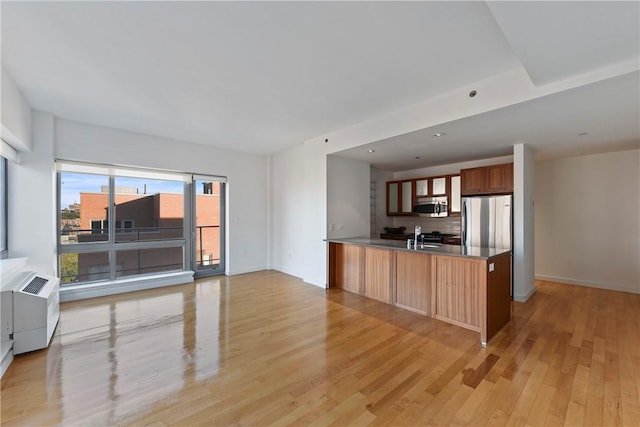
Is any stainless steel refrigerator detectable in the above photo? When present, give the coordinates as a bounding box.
[461,195,512,249]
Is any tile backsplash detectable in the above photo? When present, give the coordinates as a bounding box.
[389,216,461,235]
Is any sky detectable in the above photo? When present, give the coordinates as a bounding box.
[60,172,185,209]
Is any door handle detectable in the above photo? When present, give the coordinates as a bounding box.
[461,200,467,245]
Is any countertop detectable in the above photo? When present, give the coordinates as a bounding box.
[326,237,510,260]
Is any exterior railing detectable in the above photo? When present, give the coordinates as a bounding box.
[59,225,220,283]
[196,225,221,267]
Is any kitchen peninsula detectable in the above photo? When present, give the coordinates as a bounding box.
[327,237,511,346]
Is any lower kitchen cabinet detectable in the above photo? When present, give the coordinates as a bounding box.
[432,255,484,331]
[364,247,393,303]
[328,243,363,294]
[395,251,431,315]
[328,241,512,346]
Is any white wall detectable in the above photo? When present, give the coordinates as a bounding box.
[1,67,32,151]
[272,68,538,289]
[302,141,329,287]
[9,116,269,278]
[535,149,640,294]
[392,155,514,181]
[55,118,269,276]
[8,112,56,274]
[513,144,535,302]
[371,167,394,233]
[271,144,305,278]
[272,64,629,291]
[327,156,370,239]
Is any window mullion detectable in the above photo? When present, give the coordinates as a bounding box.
[109,176,116,280]
[184,181,192,272]
[57,160,196,285]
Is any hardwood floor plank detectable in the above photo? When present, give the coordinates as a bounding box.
[524,383,555,426]
[585,359,606,426]
[503,372,550,423]
[1,273,639,426]
[452,379,495,425]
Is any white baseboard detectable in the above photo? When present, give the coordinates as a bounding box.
[271,265,303,280]
[513,286,536,303]
[304,275,327,289]
[226,265,268,276]
[535,274,640,294]
[1,341,14,379]
[60,271,195,302]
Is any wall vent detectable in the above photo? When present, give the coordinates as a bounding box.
[22,277,49,295]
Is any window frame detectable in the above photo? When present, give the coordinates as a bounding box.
[57,163,189,285]
[1,156,8,259]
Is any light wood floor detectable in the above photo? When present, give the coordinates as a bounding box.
[1,270,639,426]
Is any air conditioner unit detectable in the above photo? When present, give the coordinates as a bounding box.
[12,272,60,354]
[1,258,60,377]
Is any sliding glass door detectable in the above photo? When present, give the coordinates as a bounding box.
[192,177,224,277]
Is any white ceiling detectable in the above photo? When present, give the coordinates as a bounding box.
[337,71,640,171]
[487,1,640,85]
[2,1,639,169]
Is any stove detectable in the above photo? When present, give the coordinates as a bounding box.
[380,230,456,243]
[380,227,408,240]
[379,232,410,241]
[421,231,455,243]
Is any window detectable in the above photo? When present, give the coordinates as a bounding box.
[60,171,109,244]
[0,156,7,259]
[57,161,190,285]
[114,176,183,242]
[91,219,134,234]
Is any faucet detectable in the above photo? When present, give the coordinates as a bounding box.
[414,225,421,249]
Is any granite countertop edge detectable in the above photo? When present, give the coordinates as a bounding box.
[325,237,511,260]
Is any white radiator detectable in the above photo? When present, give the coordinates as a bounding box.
[1,258,60,377]
[12,271,60,354]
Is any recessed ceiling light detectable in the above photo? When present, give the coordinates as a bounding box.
[415,156,421,159]
[433,132,445,137]
[578,132,589,136]
[367,149,375,153]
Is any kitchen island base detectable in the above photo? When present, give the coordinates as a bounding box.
[328,240,511,346]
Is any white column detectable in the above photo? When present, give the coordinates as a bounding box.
[302,140,328,288]
[8,111,57,275]
[513,143,535,302]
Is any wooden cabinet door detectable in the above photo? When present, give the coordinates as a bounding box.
[330,243,363,294]
[485,163,513,193]
[400,181,413,214]
[387,180,414,216]
[415,179,429,197]
[396,251,431,315]
[433,255,485,329]
[364,247,393,303]
[460,167,485,195]
[431,176,446,195]
[449,175,461,214]
[387,182,399,214]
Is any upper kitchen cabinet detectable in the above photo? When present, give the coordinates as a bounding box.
[432,177,446,195]
[415,176,446,197]
[485,163,513,194]
[460,163,513,196]
[388,175,460,217]
[449,175,461,215]
[387,180,413,216]
[415,179,429,197]
[460,167,485,195]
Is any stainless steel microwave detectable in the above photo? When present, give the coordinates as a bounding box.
[414,196,448,217]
